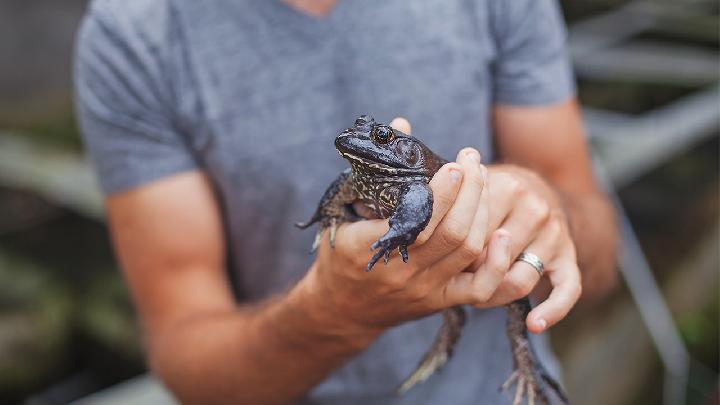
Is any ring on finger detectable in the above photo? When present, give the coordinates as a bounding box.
[515,252,544,276]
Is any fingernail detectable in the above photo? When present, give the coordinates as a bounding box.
[464,148,481,163]
[536,318,547,330]
[496,229,510,245]
[450,168,462,183]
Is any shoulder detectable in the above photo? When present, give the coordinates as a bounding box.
[86,0,171,26]
[75,0,185,92]
[75,0,183,135]
[82,0,174,43]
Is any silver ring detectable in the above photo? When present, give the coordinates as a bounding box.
[516,252,544,276]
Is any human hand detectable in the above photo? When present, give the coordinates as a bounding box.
[458,164,582,334]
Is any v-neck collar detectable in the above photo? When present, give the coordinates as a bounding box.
[253,0,350,39]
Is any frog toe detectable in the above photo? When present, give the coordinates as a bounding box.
[328,218,339,248]
[310,229,324,253]
[383,249,392,265]
[368,231,414,271]
[399,245,409,263]
[368,238,394,271]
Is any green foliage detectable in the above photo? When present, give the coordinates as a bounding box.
[0,250,73,394]
[678,286,719,371]
[0,101,82,151]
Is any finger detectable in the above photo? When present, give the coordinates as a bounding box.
[485,170,517,232]
[479,226,559,307]
[390,117,412,134]
[415,148,485,264]
[332,217,389,256]
[497,192,550,263]
[415,163,464,244]
[423,168,490,282]
[526,259,582,333]
[442,229,512,306]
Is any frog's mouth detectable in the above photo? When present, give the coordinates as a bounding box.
[339,151,425,176]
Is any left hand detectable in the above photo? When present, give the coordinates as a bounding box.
[448,164,582,334]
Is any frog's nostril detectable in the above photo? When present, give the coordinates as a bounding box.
[354,114,375,133]
[335,132,352,150]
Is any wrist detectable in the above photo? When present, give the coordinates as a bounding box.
[283,264,383,352]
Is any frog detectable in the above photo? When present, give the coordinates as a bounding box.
[297,115,568,405]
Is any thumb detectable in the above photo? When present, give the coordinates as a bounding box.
[390,117,412,135]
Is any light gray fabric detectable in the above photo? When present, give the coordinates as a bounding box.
[74,1,575,403]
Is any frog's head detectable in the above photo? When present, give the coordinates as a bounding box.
[335,115,442,177]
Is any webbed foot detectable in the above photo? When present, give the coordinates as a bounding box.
[368,229,412,271]
[297,169,358,252]
[397,306,466,394]
[501,368,548,405]
[503,298,569,405]
[305,218,340,253]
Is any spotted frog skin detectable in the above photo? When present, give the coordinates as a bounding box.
[298,115,568,405]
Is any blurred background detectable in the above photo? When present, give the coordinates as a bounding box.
[0,0,717,404]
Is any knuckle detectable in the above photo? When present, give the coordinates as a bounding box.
[439,218,468,247]
[507,177,524,197]
[408,283,432,302]
[527,196,551,222]
[471,285,491,303]
[466,170,485,189]
[351,253,369,269]
[573,282,583,300]
[435,193,455,210]
[382,274,406,293]
[406,261,422,275]
[545,218,563,239]
[540,220,565,243]
[460,240,484,260]
[489,260,509,278]
[494,172,514,186]
[509,277,534,297]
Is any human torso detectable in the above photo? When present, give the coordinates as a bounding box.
[163,1,558,402]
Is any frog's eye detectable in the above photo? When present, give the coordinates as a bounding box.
[371,125,395,144]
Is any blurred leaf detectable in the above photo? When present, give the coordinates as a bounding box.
[0,249,73,393]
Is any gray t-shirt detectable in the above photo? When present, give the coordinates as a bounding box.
[75,0,575,403]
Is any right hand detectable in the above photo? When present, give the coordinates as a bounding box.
[299,121,514,334]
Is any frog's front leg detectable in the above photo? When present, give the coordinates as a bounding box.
[296,169,359,251]
[367,182,432,271]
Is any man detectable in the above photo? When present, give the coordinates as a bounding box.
[75,0,618,403]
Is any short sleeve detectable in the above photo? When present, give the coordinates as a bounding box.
[74,1,198,195]
[489,0,576,106]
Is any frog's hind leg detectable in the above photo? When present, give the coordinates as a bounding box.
[502,297,569,405]
[397,306,466,394]
[296,169,358,252]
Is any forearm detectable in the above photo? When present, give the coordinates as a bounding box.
[149,265,380,405]
[559,189,619,299]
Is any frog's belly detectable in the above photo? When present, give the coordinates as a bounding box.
[356,183,402,219]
